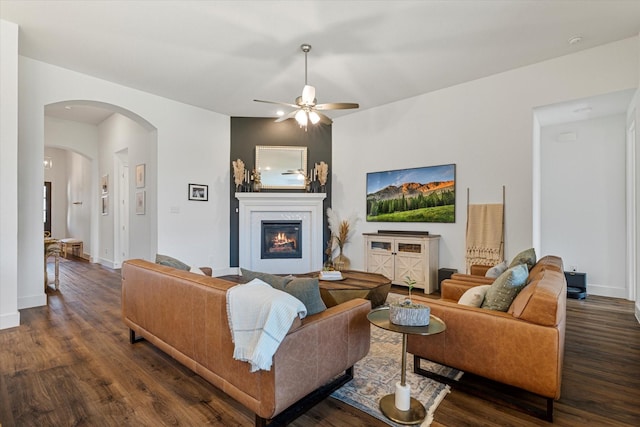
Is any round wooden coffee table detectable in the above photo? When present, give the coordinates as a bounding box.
[302,270,392,308]
[367,306,446,425]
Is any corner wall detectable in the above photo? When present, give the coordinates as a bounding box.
[541,115,627,297]
[0,20,20,329]
[333,37,639,283]
[16,56,230,310]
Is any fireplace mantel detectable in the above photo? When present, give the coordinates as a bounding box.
[236,193,326,274]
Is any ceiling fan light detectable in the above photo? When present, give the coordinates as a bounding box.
[295,110,308,126]
[308,111,320,124]
[301,85,315,104]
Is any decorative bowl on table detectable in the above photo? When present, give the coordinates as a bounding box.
[389,300,431,326]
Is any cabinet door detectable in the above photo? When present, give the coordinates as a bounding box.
[394,241,425,289]
[366,238,394,280]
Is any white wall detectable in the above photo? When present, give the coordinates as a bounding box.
[14,55,230,312]
[67,150,92,256]
[45,115,99,260]
[44,147,69,239]
[0,20,20,329]
[97,113,154,266]
[540,116,626,297]
[333,37,638,288]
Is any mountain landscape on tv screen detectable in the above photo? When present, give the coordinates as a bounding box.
[367,180,455,223]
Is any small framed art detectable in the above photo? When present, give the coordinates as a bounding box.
[136,191,145,214]
[136,164,145,188]
[188,183,208,201]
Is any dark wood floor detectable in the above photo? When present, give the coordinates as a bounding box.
[1,259,639,426]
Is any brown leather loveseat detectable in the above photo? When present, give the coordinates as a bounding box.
[407,255,567,420]
[121,259,371,426]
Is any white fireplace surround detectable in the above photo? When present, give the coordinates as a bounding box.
[236,193,326,274]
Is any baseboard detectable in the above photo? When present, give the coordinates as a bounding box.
[584,284,628,299]
[0,311,20,330]
[18,293,47,310]
[98,258,116,269]
[635,301,640,324]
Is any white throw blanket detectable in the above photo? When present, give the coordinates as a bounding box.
[226,279,307,372]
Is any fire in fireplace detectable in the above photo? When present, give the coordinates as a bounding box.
[261,220,302,259]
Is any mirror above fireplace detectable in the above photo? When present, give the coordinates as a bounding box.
[256,145,307,190]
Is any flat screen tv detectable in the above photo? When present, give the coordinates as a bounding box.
[366,164,456,223]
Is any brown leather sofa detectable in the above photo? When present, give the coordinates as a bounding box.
[121,259,371,426]
[407,255,566,420]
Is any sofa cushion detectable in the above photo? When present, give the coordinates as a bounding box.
[485,261,508,278]
[240,269,326,315]
[156,254,190,271]
[481,264,529,311]
[240,268,291,290]
[458,284,491,307]
[509,248,536,270]
[282,278,327,315]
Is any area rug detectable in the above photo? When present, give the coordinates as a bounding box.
[331,295,463,426]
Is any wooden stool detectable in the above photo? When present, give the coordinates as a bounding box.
[59,238,83,259]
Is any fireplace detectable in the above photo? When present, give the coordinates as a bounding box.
[261,221,302,259]
[236,193,326,274]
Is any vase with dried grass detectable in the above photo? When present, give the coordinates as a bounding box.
[327,208,358,271]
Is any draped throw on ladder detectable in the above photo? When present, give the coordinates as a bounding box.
[466,203,504,271]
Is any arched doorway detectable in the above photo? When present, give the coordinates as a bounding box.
[44,100,157,268]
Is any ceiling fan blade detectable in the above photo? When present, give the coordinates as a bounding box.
[254,99,299,109]
[274,109,298,123]
[316,111,333,125]
[315,102,360,110]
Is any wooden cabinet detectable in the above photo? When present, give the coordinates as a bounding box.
[363,232,440,294]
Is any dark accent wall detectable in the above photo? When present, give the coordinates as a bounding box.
[229,117,332,268]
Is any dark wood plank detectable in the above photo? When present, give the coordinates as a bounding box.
[1,259,639,426]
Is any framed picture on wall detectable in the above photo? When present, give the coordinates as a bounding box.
[101,174,109,194]
[188,184,208,201]
[136,191,145,214]
[136,164,145,188]
[101,195,108,215]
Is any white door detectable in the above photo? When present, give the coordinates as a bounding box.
[119,165,130,264]
[114,150,129,268]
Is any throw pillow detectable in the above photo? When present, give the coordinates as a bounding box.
[156,254,190,271]
[481,264,529,312]
[485,261,508,278]
[282,277,327,315]
[240,268,291,291]
[458,285,491,307]
[508,248,536,270]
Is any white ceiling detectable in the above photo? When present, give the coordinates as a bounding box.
[2,0,640,123]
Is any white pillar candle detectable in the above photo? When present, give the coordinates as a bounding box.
[395,381,411,411]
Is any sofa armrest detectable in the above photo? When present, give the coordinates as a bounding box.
[470,264,492,276]
[266,298,372,417]
[407,296,563,399]
[450,273,494,284]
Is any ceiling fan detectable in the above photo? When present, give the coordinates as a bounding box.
[254,44,359,128]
